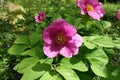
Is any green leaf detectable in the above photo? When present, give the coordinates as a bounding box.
[65,17,81,27]
[77,72,94,80]
[83,38,96,49]
[61,57,88,72]
[14,36,29,45]
[113,38,120,49]
[86,49,109,78]
[112,67,120,77]
[8,44,28,55]
[92,36,114,47]
[29,32,41,46]
[14,57,39,74]
[40,72,62,80]
[83,36,114,48]
[15,58,53,80]
[32,63,51,71]
[100,21,112,29]
[56,66,80,80]
[21,43,43,58]
[21,68,45,80]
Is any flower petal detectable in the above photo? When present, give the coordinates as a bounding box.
[43,43,59,58]
[59,46,73,58]
[70,34,83,47]
[34,16,40,22]
[87,0,98,5]
[117,10,120,20]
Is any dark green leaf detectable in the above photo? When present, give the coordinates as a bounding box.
[21,43,43,58]
[29,32,41,46]
[40,72,62,80]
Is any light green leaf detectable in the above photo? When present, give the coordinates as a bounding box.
[40,72,62,80]
[61,57,88,72]
[8,44,28,55]
[100,21,112,29]
[56,66,80,80]
[83,36,114,48]
[14,36,29,45]
[92,36,114,47]
[14,57,39,74]
[21,68,45,80]
[86,49,109,78]
[83,38,96,49]
[15,58,53,80]
[29,32,41,46]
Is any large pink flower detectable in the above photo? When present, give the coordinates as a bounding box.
[117,10,120,20]
[76,0,105,20]
[34,11,46,22]
[42,19,83,58]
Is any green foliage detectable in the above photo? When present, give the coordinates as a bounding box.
[83,36,114,49]
[60,57,88,72]
[0,0,120,80]
[86,49,108,78]
[56,66,80,80]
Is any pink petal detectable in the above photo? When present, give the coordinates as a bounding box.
[87,0,98,5]
[59,46,73,58]
[34,16,40,22]
[63,23,77,37]
[43,43,59,58]
[50,19,77,37]
[42,29,53,44]
[117,10,120,20]
[70,34,83,47]
[88,11,100,20]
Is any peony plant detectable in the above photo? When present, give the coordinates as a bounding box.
[7,0,120,80]
[76,0,105,20]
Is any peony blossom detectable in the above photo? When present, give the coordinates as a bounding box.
[117,10,120,20]
[76,0,105,20]
[42,19,83,58]
[34,11,46,22]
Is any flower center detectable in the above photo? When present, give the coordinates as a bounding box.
[86,4,94,12]
[38,15,42,20]
[55,33,67,45]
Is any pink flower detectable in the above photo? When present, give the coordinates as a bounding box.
[76,0,105,20]
[117,10,120,20]
[42,19,83,58]
[34,11,46,22]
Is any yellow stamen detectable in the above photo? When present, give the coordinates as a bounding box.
[55,33,67,45]
[38,15,42,20]
[86,4,94,12]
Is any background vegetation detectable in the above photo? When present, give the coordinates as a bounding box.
[0,0,120,80]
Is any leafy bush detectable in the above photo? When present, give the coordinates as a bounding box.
[0,0,120,80]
